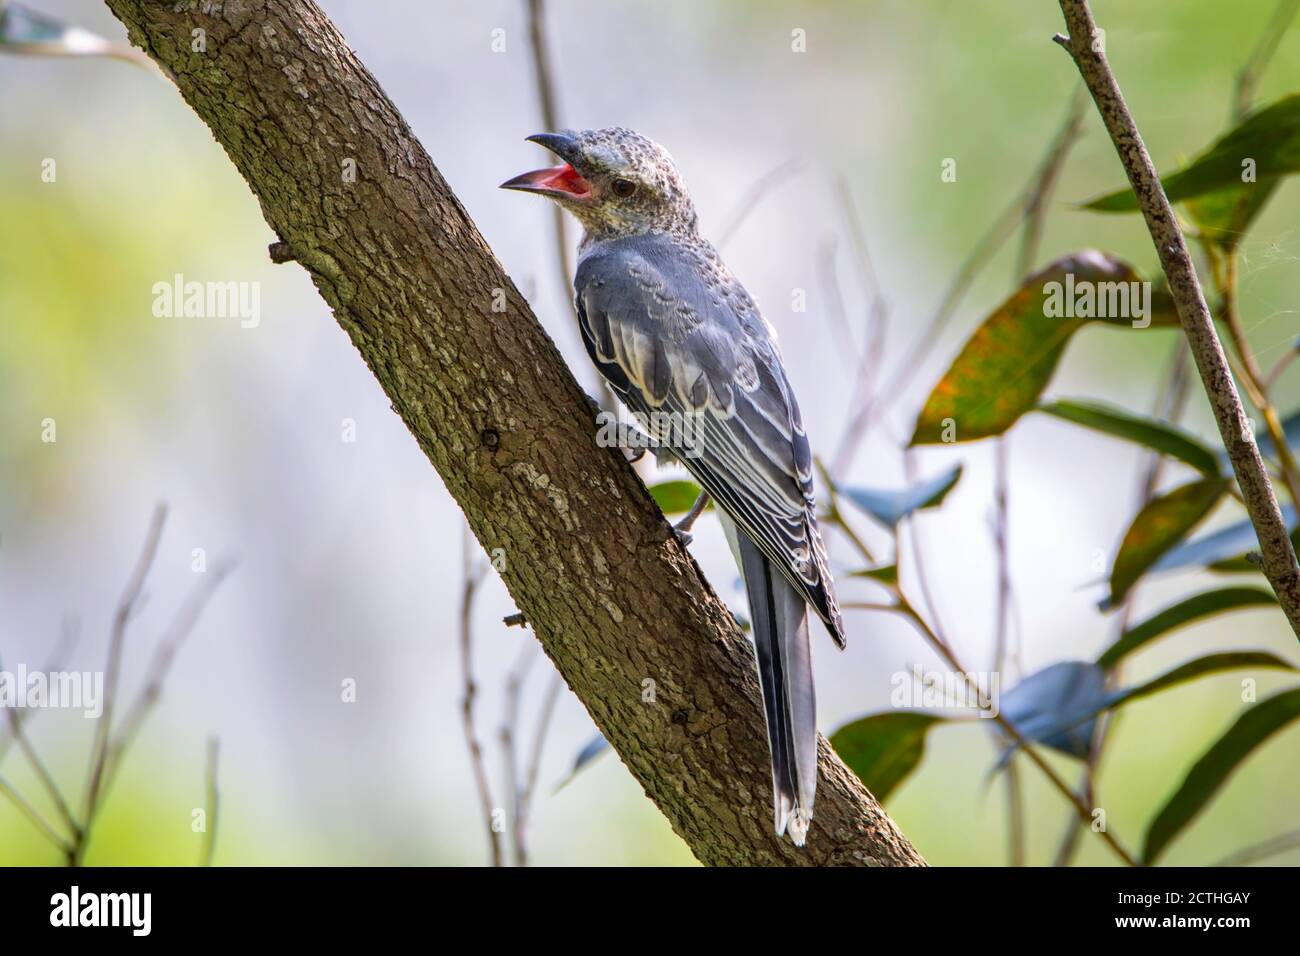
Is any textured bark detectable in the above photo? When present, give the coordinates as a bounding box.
[1055,0,1300,637]
[102,0,924,866]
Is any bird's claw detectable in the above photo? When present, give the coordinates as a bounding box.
[670,491,711,548]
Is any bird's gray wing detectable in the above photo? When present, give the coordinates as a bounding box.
[574,234,844,647]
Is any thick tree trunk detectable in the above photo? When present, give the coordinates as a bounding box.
[103,0,923,866]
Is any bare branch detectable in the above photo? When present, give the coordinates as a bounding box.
[715,159,804,250]
[0,616,78,767]
[514,671,563,866]
[458,529,503,867]
[80,503,167,835]
[200,736,219,867]
[500,639,535,866]
[99,562,235,797]
[1233,0,1300,121]
[1055,0,1300,637]
[1214,826,1300,866]
[0,774,72,853]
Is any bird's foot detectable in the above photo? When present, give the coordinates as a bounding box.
[587,392,648,462]
[671,491,711,547]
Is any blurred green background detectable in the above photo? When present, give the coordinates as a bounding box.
[1,0,1298,866]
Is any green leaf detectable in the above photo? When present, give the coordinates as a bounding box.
[1186,180,1281,249]
[1143,688,1300,864]
[647,479,708,515]
[1109,479,1229,605]
[1082,93,1300,214]
[840,465,962,528]
[849,564,899,586]
[1037,399,1222,477]
[1151,505,1298,575]
[911,253,1169,445]
[1098,587,1278,669]
[830,712,945,802]
[1034,400,1216,478]
[1111,652,1295,710]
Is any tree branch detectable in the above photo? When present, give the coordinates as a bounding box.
[101,0,923,866]
[1054,0,1300,638]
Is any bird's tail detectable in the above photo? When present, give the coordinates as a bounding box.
[731,524,818,846]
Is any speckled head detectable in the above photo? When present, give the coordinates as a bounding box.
[501,127,698,240]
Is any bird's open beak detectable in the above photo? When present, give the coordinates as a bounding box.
[500,132,593,200]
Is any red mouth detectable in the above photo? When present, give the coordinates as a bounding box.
[500,163,592,199]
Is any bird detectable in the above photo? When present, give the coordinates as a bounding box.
[502,127,845,846]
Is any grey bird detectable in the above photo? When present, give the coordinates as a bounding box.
[503,127,845,845]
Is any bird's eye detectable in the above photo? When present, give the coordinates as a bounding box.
[610,178,637,198]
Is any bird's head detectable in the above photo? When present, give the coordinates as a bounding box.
[501,127,698,240]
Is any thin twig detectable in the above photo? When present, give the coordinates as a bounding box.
[1016,83,1088,280]
[991,438,1023,864]
[715,159,804,250]
[991,87,1087,865]
[523,0,617,415]
[1054,0,1300,638]
[524,0,572,307]
[991,439,1015,675]
[514,670,563,866]
[457,528,503,867]
[815,235,864,376]
[1003,758,1026,867]
[2,701,78,839]
[1209,245,1300,508]
[77,503,167,861]
[0,617,78,767]
[1232,0,1300,121]
[1213,826,1300,866]
[900,451,953,649]
[500,639,536,866]
[0,621,81,837]
[0,775,72,853]
[1264,344,1299,388]
[200,736,219,867]
[827,175,892,478]
[99,563,235,799]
